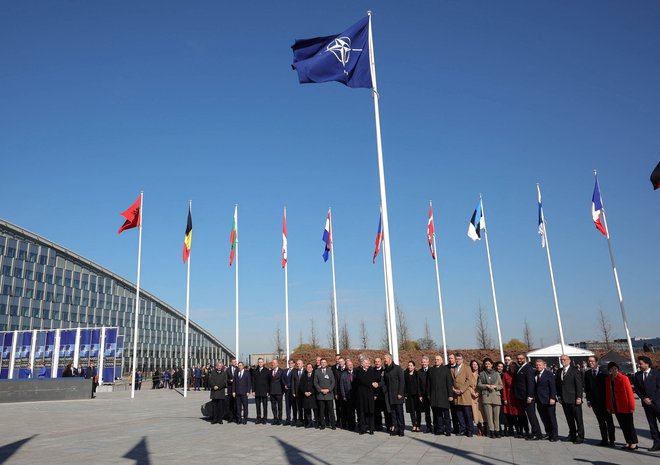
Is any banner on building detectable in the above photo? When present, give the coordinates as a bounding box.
[103,328,117,382]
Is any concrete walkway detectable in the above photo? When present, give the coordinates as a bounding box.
[0,389,658,464]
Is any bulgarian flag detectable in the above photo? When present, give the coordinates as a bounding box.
[229,206,238,266]
[183,205,192,263]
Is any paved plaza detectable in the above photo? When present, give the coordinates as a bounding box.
[0,389,658,465]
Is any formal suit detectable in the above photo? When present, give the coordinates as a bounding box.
[634,368,660,448]
[556,365,584,441]
[283,366,297,424]
[233,369,251,423]
[269,367,284,423]
[515,362,541,438]
[451,363,474,436]
[417,366,433,432]
[292,367,305,425]
[584,366,615,443]
[251,366,271,423]
[374,367,391,431]
[428,365,454,435]
[534,368,558,440]
[339,369,357,430]
[385,362,406,434]
[314,366,336,428]
[355,367,378,433]
[299,371,317,427]
[333,365,346,428]
[226,365,237,421]
[209,369,229,423]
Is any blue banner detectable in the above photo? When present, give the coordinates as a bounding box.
[15,332,32,379]
[78,329,91,369]
[58,330,76,377]
[103,328,117,382]
[44,331,55,377]
[115,335,124,380]
[0,332,10,379]
[89,329,100,369]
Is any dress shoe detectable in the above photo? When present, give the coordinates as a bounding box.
[389,432,397,437]
[525,436,541,441]
[369,431,374,435]
[359,431,365,435]
[649,444,660,452]
[466,431,473,438]
[398,431,405,437]
[597,440,608,447]
[562,437,574,442]
[444,432,451,437]
[628,446,639,452]
[331,426,336,430]
[549,437,558,442]
[210,420,218,424]
[574,438,584,444]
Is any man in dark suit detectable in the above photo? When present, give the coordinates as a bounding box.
[556,355,585,443]
[427,355,454,436]
[292,359,305,427]
[251,358,270,424]
[232,362,251,424]
[209,361,229,424]
[269,359,284,425]
[534,359,558,441]
[584,355,615,446]
[384,353,406,436]
[418,356,433,434]
[226,359,238,422]
[339,359,357,431]
[373,357,390,432]
[313,358,336,429]
[515,353,542,440]
[635,356,660,451]
[333,356,346,429]
[283,359,297,426]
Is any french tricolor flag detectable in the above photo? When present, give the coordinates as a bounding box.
[322,209,331,262]
[592,178,608,236]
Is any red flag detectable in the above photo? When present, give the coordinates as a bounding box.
[427,204,436,259]
[118,195,141,234]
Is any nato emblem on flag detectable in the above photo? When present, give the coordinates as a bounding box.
[291,16,372,89]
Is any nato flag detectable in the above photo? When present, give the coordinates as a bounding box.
[292,16,372,89]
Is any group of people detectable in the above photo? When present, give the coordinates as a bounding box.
[200,352,660,452]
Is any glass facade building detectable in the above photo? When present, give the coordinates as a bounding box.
[0,218,233,373]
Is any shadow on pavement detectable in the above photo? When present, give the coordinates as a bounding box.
[410,435,515,465]
[574,458,619,465]
[123,437,151,465]
[0,435,36,464]
[272,437,333,465]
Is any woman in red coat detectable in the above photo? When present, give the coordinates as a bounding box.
[605,362,638,451]
[502,362,526,438]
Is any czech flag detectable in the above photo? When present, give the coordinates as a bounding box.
[373,213,382,264]
[183,205,192,263]
[591,178,607,236]
[427,203,436,259]
[322,209,331,262]
[118,194,141,234]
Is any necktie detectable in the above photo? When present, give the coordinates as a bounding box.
[349,372,353,383]
[593,369,597,377]
[644,372,648,382]
[322,368,326,375]
[239,371,242,379]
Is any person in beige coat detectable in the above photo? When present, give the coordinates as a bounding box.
[477,358,503,438]
[451,353,476,437]
[470,360,485,435]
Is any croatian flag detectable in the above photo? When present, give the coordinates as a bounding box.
[427,204,436,259]
[591,178,607,236]
[282,208,288,268]
[373,213,383,264]
[467,200,484,241]
[537,185,546,248]
[322,209,331,262]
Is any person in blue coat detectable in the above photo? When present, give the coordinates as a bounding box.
[37,364,49,378]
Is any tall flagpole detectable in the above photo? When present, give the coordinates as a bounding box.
[537,184,566,355]
[379,206,393,353]
[183,200,191,398]
[234,205,239,362]
[480,195,504,362]
[368,11,399,363]
[430,201,448,362]
[130,192,143,399]
[329,209,340,354]
[284,207,290,362]
[595,171,636,371]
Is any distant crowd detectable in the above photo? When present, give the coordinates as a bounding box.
[189,352,659,453]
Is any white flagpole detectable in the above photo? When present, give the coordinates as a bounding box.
[234,204,239,362]
[595,171,636,371]
[368,11,399,363]
[183,200,191,398]
[329,209,340,354]
[379,206,393,353]
[480,195,504,362]
[130,192,143,400]
[284,207,290,362]
[430,201,448,362]
[537,184,566,355]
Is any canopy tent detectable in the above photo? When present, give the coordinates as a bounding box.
[599,350,636,374]
[527,343,594,360]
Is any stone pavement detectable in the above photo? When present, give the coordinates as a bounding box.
[0,389,658,465]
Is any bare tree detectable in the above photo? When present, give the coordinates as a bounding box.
[523,319,534,349]
[417,319,437,351]
[328,293,337,349]
[339,320,351,350]
[309,318,319,349]
[274,324,284,359]
[299,329,304,348]
[475,303,493,350]
[381,308,390,350]
[396,298,411,349]
[598,307,614,350]
[359,320,369,350]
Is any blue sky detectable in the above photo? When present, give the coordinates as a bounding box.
[2,2,659,361]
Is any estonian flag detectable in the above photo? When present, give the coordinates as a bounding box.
[322,210,331,262]
[537,185,546,248]
[591,178,607,236]
[291,16,372,89]
[467,200,484,241]
[651,162,660,190]
[183,206,192,263]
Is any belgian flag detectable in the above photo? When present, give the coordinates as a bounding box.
[183,205,192,263]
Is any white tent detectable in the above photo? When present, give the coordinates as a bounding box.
[527,343,594,360]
